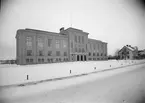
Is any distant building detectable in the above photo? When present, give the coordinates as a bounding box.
[138,49,145,59]
[16,27,107,65]
[118,45,138,60]
[138,49,145,55]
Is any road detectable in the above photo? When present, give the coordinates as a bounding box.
[1,63,145,103]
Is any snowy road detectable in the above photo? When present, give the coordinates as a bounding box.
[1,63,145,103]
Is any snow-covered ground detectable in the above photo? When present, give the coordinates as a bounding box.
[0,60,145,103]
[0,60,145,86]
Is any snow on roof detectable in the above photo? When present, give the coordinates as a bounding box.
[125,45,136,51]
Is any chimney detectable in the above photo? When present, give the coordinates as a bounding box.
[60,27,64,32]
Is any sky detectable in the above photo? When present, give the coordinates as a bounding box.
[0,0,145,59]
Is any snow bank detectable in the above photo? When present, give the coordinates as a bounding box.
[0,60,145,86]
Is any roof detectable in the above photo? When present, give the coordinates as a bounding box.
[125,45,136,51]
[118,45,136,53]
[88,38,107,44]
[16,28,68,38]
[65,27,89,35]
[25,28,59,35]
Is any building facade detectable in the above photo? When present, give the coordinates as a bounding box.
[16,27,107,65]
[118,45,138,60]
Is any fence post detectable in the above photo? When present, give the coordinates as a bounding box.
[27,75,29,80]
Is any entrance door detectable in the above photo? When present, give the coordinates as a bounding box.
[84,55,86,61]
[77,55,79,61]
[81,55,83,61]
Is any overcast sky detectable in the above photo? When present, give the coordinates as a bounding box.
[0,0,145,59]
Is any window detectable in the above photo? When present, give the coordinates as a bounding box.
[97,44,99,50]
[56,40,60,49]
[26,58,33,63]
[97,53,99,56]
[56,51,60,56]
[71,42,73,48]
[26,36,32,47]
[48,51,52,56]
[93,53,95,56]
[78,36,81,43]
[30,59,33,63]
[27,50,32,56]
[64,52,67,56]
[37,37,43,48]
[82,48,85,52]
[48,39,52,47]
[38,58,41,62]
[79,48,81,52]
[90,44,92,50]
[75,47,77,52]
[62,40,67,48]
[75,35,77,43]
[89,52,91,56]
[47,59,50,62]
[93,44,96,50]
[26,59,29,63]
[42,58,44,62]
[39,50,43,56]
[82,36,84,44]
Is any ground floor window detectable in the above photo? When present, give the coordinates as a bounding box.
[26,58,33,63]
[38,58,44,63]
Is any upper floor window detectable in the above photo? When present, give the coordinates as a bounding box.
[82,36,84,44]
[26,36,32,47]
[82,48,85,53]
[55,39,60,49]
[90,44,92,50]
[71,41,73,48]
[62,40,67,48]
[48,38,52,47]
[93,53,95,56]
[75,47,77,52]
[75,35,77,43]
[79,48,81,52]
[39,50,43,56]
[37,37,43,48]
[97,44,99,50]
[93,44,96,50]
[27,50,32,56]
[64,52,67,56]
[89,52,91,56]
[56,51,60,56]
[48,51,52,56]
[78,36,81,43]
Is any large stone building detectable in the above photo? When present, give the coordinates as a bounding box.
[16,27,107,65]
